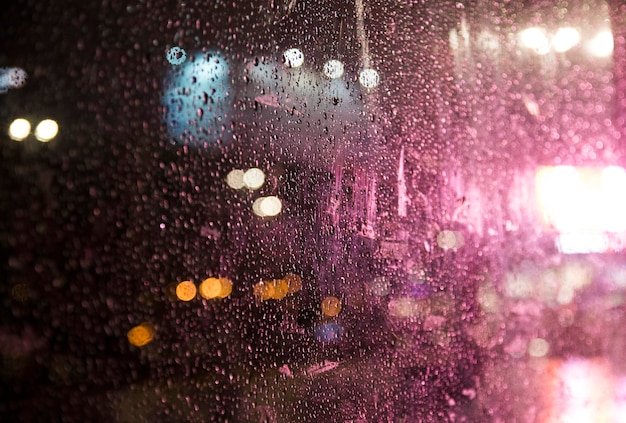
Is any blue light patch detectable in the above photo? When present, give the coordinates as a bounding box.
[162,50,233,147]
[314,322,343,343]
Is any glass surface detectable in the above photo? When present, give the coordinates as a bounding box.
[1,0,625,421]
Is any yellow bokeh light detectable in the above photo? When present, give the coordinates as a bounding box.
[270,279,289,300]
[127,322,155,347]
[321,296,342,317]
[199,277,222,299]
[217,278,233,298]
[176,280,197,301]
[283,273,302,294]
[253,281,275,301]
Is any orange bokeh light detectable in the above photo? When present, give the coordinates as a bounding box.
[321,296,342,317]
[176,280,197,301]
[127,322,155,347]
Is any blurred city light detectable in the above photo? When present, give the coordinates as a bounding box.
[226,169,246,189]
[253,196,282,217]
[323,59,344,79]
[283,48,304,68]
[0,67,27,93]
[536,166,626,243]
[217,278,233,298]
[528,338,550,357]
[127,322,156,347]
[162,50,233,146]
[549,359,616,422]
[552,27,580,53]
[283,273,302,293]
[314,322,343,343]
[8,118,30,141]
[321,296,342,317]
[368,276,390,297]
[199,277,233,299]
[199,277,223,299]
[436,230,464,250]
[388,297,418,318]
[243,167,265,189]
[34,119,58,142]
[253,281,275,301]
[520,27,550,55]
[358,68,380,88]
[175,280,197,301]
[270,279,288,300]
[588,30,614,58]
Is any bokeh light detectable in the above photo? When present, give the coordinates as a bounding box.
[323,59,344,79]
[127,322,156,347]
[253,281,275,301]
[388,297,418,318]
[226,169,246,189]
[8,118,30,141]
[243,168,265,189]
[358,68,380,88]
[321,296,342,317]
[283,48,304,68]
[588,30,614,58]
[34,119,58,142]
[520,27,550,55]
[552,27,580,53]
[199,277,222,299]
[283,273,302,293]
[528,338,550,357]
[217,278,233,298]
[253,196,283,217]
[270,279,289,300]
[175,280,197,301]
[436,230,463,250]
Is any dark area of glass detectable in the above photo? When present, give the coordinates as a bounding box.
[1,0,626,422]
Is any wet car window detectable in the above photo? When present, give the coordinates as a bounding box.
[1,0,625,421]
